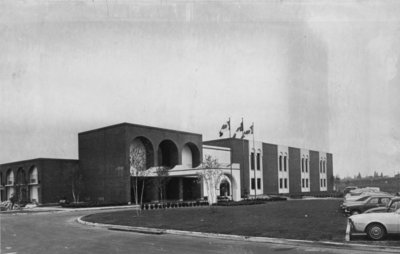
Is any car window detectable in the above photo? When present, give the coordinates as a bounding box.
[369,198,379,204]
[391,200,400,209]
[381,198,390,205]
[357,196,370,201]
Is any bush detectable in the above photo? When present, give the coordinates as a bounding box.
[60,201,127,208]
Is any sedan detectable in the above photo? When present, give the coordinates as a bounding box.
[364,197,400,214]
[348,208,400,240]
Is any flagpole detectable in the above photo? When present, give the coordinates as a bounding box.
[241,117,245,199]
[228,117,231,138]
[252,122,256,200]
[228,117,233,200]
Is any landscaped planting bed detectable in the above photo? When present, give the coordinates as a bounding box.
[83,199,349,242]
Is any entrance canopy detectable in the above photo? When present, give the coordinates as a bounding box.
[140,163,241,202]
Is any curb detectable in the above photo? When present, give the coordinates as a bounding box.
[76,216,400,253]
[1,205,140,215]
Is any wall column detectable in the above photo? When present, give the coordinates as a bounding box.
[178,178,183,201]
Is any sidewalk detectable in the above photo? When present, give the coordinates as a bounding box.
[77,215,400,254]
[1,204,140,214]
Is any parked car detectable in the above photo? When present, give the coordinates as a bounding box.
[342,195,393,215]
[348,208,400,240]
[364,197,400,214]
[343,186,358,195]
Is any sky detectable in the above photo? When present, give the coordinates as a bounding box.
[1,0,400,178]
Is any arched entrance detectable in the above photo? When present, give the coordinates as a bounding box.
[219,179,230,197]
[29,166,39,203]
[129,137,155,204]
[181,142,200,168]
[6,169,15,200]
[218,174,232,197]
[16,168,28,204]
[158,140,178,168]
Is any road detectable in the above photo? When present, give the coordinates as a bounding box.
[0,208,397,254]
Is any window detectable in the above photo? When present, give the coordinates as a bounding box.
[381,198,390,205]
[305,159,308,172]
[306,179,309,188]
[323,161,326,173]
[251,152,255,170]
[284,156,287,172]
[302,179,305,188]
[284,178,288,188]
[279,156,282,171]
[257,178,261,189]
[369,198,379,204]
[301,158,304,172]
[279,178,283,188]
[320,161,322,173]
[324,179,326,187]
[251,178,255,190]
[256,153,260,170]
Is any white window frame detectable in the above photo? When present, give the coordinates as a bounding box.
[319,153,327,191]
[278,146,289,194]
[301,149,310,192]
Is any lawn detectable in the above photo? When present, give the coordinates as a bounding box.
[83,199,348,242]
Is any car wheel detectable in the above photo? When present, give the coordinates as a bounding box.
[366,223,386,240]
[351,210,360,215]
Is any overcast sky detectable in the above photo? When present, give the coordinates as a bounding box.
[1,0,400,178]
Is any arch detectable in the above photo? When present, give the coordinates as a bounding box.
[217,174,232,197]
[181,142,200,168]
[158,139,179,168]
[28,165,40,203]
[16,167,26,185]
[129,136,155,175]
[6,169,14,185]
[29,166,38,184]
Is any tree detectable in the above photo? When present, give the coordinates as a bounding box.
[151,166,170,202]
[197,155,223,205]
[129,141,148,205]
[72,167,84,203]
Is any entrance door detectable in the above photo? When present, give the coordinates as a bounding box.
[219,180,230,197]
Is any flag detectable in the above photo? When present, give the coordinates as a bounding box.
[235,121,243,132]
[241,123,254,138]
[219,119,230,137]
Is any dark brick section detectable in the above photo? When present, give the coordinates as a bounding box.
[262,143,278,194]
[327,153,334,192]
[310,151,320,193]
[79,123,203,204]
[203,138,250,197]
[289,147,301,195]
[0,158,78,204]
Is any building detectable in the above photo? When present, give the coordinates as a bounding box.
[0,159,78,204]
[0,122,333,205]
[203,138,334,197]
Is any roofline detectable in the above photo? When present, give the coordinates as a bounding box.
[78,122,202,137]
[0,158,79,167]
[204,138,332,154]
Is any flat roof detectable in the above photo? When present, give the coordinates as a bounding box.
[204,138,331,154]
[0,158,79,167]
[78,122,202,137]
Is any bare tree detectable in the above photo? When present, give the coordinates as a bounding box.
[130,141,147,205]
[72,168,84,203]
[151,166,170,203]
[197,155,223,205]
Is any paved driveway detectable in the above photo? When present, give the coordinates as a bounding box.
[0,209,397,254]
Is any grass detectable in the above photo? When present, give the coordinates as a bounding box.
[83,199,348,242]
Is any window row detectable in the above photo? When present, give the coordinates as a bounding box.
[279,178,288,189]
[301,158,309,173]
[320,179,327,188]
[251,178,261,190]
[250,152,261,170]
[301,178,309,188]
[278,155,288,172]
[319,160,327,173]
